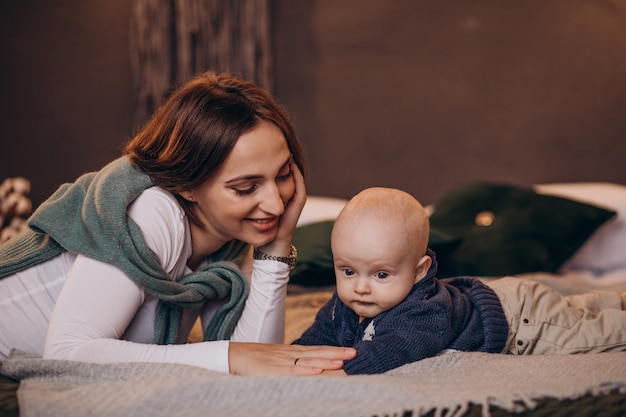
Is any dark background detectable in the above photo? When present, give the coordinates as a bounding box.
[2,0,626,209]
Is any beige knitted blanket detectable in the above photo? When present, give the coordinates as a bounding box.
[2,350,625,417]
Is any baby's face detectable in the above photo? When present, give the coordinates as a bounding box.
[332,218,422,318]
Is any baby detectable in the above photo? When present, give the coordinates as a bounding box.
[293,187,626,374]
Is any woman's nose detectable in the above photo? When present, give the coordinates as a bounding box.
[259,184,285,215]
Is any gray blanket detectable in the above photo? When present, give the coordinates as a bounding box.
[4,271,626,417]
[2,350,625,417]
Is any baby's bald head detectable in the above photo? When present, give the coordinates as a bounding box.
[333,187,430,257]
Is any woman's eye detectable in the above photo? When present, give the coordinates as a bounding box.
[276,169,293,182]
[375,272,389,280]
[233,184,257,196]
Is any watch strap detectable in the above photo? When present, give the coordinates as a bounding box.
[253,244,297,270]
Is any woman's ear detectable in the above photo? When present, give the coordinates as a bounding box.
[179,191,194,202]
[414,255,432,283]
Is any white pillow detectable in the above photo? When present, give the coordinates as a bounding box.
[534,182,626,274]
[297,196,348,227]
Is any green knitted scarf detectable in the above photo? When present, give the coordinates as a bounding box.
[0,156,249,344]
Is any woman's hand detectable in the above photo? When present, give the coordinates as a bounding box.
[228,342,356,376]
[257,161,306,257]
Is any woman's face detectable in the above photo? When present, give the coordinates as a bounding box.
[188,120,295,248]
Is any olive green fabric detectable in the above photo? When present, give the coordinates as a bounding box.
[429,182,616,278]
[291,221,336,287]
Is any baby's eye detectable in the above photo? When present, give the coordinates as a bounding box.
[342,268,355,277]
[375,272,389,280]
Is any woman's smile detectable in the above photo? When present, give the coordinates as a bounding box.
[246,216,279,232]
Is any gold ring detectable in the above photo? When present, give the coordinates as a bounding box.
[294,357,301,366]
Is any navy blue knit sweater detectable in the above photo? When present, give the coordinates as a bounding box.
[293,253,509,374]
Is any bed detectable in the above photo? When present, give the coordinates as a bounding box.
[2,182,626,417]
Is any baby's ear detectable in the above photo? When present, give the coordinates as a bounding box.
[414,255,432,282]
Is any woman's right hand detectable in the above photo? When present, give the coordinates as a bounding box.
[228,342,356,376]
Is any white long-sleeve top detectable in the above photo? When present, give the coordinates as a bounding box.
[0,187,289,372]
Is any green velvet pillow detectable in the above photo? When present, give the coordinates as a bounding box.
[290,220,461,287]
[429,182,616,278]
[291,221,336,287]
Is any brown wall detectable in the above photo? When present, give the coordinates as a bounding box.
[273,0,626,204]
[0,0,134,208]
[2,0,626,209]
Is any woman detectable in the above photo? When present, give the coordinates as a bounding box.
[0,71,355,375]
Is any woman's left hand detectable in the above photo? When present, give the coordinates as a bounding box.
[228,342,356,376]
